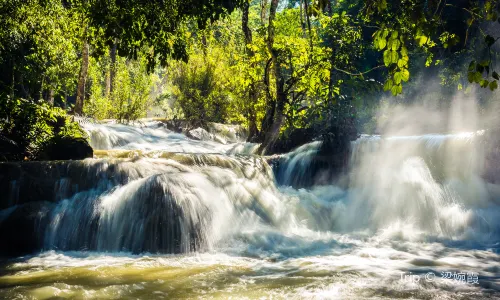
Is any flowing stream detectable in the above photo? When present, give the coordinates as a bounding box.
[0,121,499,299]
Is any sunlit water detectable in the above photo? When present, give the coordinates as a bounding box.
[0,121,499,299]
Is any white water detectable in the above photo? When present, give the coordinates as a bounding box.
[1,121,499,299]
[81,120,260,155]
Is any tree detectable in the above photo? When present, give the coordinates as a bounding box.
[362,0,500,94]
[241,0,259,139]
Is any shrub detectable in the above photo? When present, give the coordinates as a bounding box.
[0,96,86,160]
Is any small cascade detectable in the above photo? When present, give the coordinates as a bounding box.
[2,117,500,298]
[273,141,322,187]
[1,121,500,298]
[350,132,485,181]
[340,131,498,239]
[81,121,259,155]
[23,155,288,254]
[1,126,499,251]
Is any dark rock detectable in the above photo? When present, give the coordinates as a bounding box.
[162,119,193,133]
[0,160,132,209]
[0,201,54,257]
[267,128,316,155]
[36,136,93,161]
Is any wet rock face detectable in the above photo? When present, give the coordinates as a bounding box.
[268,128,316,155]
[36,136,93,161]
[0,201,54,257]
[0,160,127,209]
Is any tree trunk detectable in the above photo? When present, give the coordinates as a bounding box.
[39,77,44,101]
[259,0,285,154]
[260,0,268,24]
[299,0,306,36]
[105,66,111,98]
[75,40,89,115]
[48,89,54,106]
[109,41,117,96]
[105,42,117,98]
[303,0,313,50]
[10,61,15,99]
[242,0,259,141]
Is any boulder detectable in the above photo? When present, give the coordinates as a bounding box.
[36,136,93,161]
[0,201,54,256]
[187,127,212,141]
[268,128,316,155]
[207,123,248,143]
[212,134,227,145]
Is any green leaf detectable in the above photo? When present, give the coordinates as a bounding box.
[391,39,400,50]
[468,61,476,71]
[480,79,489,88]
[394,72,402,84]
[387,39,394,50]
[391,85,399,95]
[473,72,482,83]
[479,60,490,67]
[468,71,474,83]
[383,50,391,66]
[390,51,399,63]
[493,71,499,80]
[490,80,498,91]
[397,59,406,68]
[391,84,403,96]
[401,69,410,82]
[383,79,394,91]
[400,46,408,56]
[417,35,428,46]
[377,38,387,50]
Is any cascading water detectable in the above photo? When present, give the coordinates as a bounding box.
[0,120,499,299]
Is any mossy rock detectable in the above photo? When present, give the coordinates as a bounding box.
[36,136,93,161]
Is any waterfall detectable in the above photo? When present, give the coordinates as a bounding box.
[33,155,285,253]
[1,121,499,298]
[81,121,259,155]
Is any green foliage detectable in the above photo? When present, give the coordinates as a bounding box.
[364,0,500,94]
[168,52,234,124]
[0,0,82,101]
[467,60,500,91]
[84,0,244,70]
[0,0,499,155]
[0,96,86,160]
[84,51,158,121]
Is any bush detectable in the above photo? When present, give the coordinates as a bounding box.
[169,54,233,125]
[0,96,87,160]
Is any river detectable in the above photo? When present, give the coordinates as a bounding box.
[0,120,499,299]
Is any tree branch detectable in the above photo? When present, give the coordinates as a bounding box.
[332,65,384,77]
